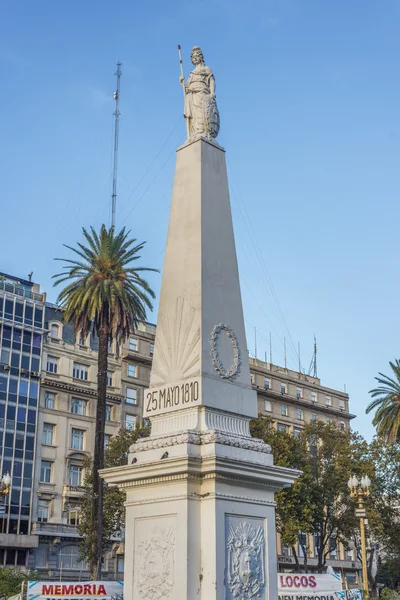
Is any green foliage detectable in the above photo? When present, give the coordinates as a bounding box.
[78,424,150,562]
[380,588,400,600]
[0,568,39,599]
[367,359,400,443]
[53,224,158,341]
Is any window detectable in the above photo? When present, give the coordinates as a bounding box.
[314,534,321,557]
[129,337,138,351]
[264,400,271,412]
[42,423,54,445]
[340,399,345,410]
[293,428,301,439]
[107,372,113,387]
[296,387,302,399]
[117,556,124,573]
[325,395,331,406]
[281,546,291,557]
[311,392,317,403]
[67,507,80,526]
[311,412,317,421]
[128,364,138,378]
[104,434,111,448]
[45,392,55,409]
[126,387,138,405]
[297,409,303,420]
[71,398,87,416]
[58,545,85,570]
[346,548,353,560]
[150,343,154,355]
[78,332,87,346]
[329,537,337,558]
[69,465,83,486]
[326,416,331,425]
[264,378,270,390]
[47,355,58,373]
[298,532,307,558]
[281,405,288,416]
[37,500,50,523]
[277,424,287,432]
[105,405,112,421]
[71,428,84,450]
[40,460,52,483]
[280,383,286,394]
[250,373,254,385]
[125,414,136,430]
[50,324,60,339]
[73,363,88,380]
[340,421,345,431]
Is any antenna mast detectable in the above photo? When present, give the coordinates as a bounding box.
[111,61,122,229]
[308,335,318,378]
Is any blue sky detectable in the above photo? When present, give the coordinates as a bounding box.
[1,1,399,440]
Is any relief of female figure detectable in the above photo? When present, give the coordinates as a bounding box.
[180,46,220,141]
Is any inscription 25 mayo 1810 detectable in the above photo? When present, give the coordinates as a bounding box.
[143,377,200,418]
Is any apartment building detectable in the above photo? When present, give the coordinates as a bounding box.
[0,272,46,568]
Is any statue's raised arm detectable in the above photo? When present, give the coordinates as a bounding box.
[179,46,220,142]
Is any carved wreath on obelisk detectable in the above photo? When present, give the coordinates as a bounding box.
[210,323,241,379]
[137,527,175,600]
[226,522,266,599]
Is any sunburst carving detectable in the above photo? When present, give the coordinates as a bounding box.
[151,296,201,385]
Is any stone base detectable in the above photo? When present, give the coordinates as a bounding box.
[102,433,298,600]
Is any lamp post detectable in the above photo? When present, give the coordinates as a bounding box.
[0,472,11,534]
[348,474,371,598]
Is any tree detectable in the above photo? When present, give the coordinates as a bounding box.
[0,567,39,599]
[366,359,400,443]
[251,417,371,572]
[250,417,315,572]
[78,424,150,564]
[53,225,157,579]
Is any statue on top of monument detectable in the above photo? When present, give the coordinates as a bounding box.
[179,46,220,142]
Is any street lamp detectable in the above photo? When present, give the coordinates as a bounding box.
[348,474,371,598]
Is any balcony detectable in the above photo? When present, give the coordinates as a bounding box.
[0,280,44,302]
[62,484,85,500]
[0,533,39,548]
[32,522,80,538]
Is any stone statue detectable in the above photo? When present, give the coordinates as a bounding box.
[179,46,220,141]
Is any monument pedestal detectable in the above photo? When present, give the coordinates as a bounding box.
[102,136,298,599]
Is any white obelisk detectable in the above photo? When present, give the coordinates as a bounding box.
[102,46,298,600]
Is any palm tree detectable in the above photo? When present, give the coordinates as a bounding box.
[53,224,157,579]
[366,359,400,443]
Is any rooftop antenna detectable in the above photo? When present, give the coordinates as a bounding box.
[308,335,318,378]
[269,332,272,365]
[111,61,122,229]
[298,342,301,374]
[284,337,287,369]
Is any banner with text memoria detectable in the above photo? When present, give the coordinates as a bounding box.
[278,573,343,600]
[28,581,123,600]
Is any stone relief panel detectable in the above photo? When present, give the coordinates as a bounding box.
[134,515,176,600]
[151,296,200,386]
[225,515,267,600]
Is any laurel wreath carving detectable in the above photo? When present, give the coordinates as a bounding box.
[210,323,241,379]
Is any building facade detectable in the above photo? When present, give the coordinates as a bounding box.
[0,273,46,568]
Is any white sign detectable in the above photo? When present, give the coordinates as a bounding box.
[278,573,342,600]
[28,581,123,600]
[143,376,200,417]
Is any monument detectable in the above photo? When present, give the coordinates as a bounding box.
[101,46,299,600]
